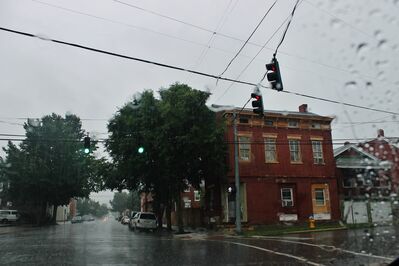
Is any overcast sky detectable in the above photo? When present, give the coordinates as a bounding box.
[1,0,398,205]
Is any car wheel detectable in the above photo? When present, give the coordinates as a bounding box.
[2,219,8,224]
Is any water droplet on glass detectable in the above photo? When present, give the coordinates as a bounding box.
[369,9,381,17]
[374,30,383,39]
[378,39,388,49]
[330,18,342,29]
[345,81,357,90]
[356,43,369,55]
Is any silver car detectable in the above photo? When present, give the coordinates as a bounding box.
[0,210,20,224]
[130,212,157,232]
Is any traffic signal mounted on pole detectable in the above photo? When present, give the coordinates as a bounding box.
[251,93,264,117]
[84,136,91,154]
[266,57,283,91]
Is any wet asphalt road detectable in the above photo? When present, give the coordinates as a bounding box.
[0,218,398,265]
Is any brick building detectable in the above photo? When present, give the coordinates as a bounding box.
[204,104,340,225]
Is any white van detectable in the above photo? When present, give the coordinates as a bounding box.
[0,209,20,223]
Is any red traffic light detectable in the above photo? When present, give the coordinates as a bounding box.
[265,57,283,91]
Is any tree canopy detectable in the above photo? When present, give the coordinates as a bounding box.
[0,113,102,224]
[105,83,227,231]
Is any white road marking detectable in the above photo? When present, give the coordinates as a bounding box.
[252,235,313,240]
[249,237,395,262]
[219,240,323,266]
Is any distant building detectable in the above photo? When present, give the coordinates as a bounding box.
[204,104,340,225]
[334,129,398,224]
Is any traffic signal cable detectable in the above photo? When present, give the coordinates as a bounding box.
[273,0,300,56]
[0,26,399,117]
[218,0,278,77]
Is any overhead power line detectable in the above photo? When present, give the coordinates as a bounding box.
[215,4,295,102]
[34,0,398,88]
[218,0,278,77]
[1,26,399,117]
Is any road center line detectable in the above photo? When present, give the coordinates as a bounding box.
[250,237,395,261]
[218,240,323,266]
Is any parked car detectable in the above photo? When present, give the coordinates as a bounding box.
[128,211,138,230]
[0,209,20,224]
[82,215,95,222]
[130,212,157,232]
[121,216,130,225]
[71,216,83,224]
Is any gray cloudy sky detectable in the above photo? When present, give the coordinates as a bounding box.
[1,0,399,205]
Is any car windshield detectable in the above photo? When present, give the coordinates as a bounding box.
[1,1,399,265]
[140,214,156,220]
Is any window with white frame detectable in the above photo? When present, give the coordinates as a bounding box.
[281,188,294,207]
[194,190,201,201]
[288,139,301,162]
[288,120,299,128]
[264,119,274,126]
[264,138,277,162]
[315,188,325,206]
[311,122,321,129]
[239,136,251,161]
[312,140,324,164]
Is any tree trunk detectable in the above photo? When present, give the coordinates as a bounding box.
[157,204,164,230]
[51,205,58,224]
[176,194,184,233]
[166,200,172,231]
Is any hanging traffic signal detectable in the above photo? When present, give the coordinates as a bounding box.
[266,57,283,91]
[83,136,90,154]
[251,93,264,117]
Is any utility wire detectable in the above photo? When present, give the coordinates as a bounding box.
[0,132,396,142]
[303,0,375,40]
[215,8,292,102]
[218,0,278,77]
[34,0,397,88]
[274,0,300,56]
[1,26,399,117]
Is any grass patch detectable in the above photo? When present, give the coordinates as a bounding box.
[244,222,346,237]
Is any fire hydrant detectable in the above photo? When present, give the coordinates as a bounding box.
[308,216,315,229]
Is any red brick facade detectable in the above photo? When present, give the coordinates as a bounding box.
[206,105,341,225]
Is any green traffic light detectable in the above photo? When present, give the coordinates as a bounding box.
[84,148,90,154]
[138,147,144,154]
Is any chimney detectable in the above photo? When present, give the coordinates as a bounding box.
[299,104,308,113]
[377,129,384,137]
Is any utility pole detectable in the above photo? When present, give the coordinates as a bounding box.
[211,104,241,234]
[233,111,241,234]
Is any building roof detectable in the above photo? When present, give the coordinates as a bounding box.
[221,107,333,121]
[334,143,392,169]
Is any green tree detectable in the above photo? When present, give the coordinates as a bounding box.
[109,191,138,213]
[0,114,102,225]
[105,84,227,232]
[77,198,109,217]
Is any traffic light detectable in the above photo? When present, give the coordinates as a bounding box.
[137,146,144,154]
[83,136,90,154]
[251,93,264,117]
[265,57,283,91]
